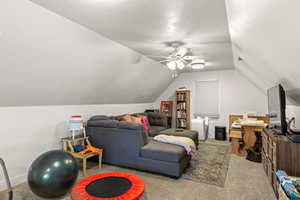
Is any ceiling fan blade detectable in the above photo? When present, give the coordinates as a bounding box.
[183,56,198,60]
[159,59,172,63]
[176,47,188,57]
[146,55,169,58]
[179,57,188,64]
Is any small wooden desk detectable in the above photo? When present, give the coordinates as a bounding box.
[229,115,269,156]
[241,124,264,153]
[61,136,103,176]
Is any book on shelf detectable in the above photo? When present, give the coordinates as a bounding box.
[177,102,186,110]
[177,111,187,118]
[176,90,190,129]
[177,119,187,128]
[177,93,187,101]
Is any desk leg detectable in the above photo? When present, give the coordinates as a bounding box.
[231,138,245,156]
[231,138,240,155]
[243,127,257,152]
[83,158,87,177]
[99,152,102,170]
[62,141,67,151]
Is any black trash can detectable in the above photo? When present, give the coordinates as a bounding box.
[215,126,226,141]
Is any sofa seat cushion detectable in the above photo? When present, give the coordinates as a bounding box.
[140,140,186,162]
[148,126,166,136]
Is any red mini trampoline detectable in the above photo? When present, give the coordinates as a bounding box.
[71,172,145,200]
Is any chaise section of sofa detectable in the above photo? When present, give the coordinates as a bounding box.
[86,116,190,177]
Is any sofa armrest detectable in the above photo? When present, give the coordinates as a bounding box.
[86,126,145,164]
[146,112,168,128]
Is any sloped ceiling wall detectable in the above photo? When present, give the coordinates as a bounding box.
[225,0,300,105]
[0,0,172,106]
[28,0,234,72]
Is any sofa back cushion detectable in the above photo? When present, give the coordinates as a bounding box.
[87,120,119,128]
[118,121,142,130]
[131,116,142,124]
[147,112,167,127]
[89,115,110,121]
[120,114,133,123]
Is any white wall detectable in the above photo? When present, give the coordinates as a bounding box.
[154,70,268,137]
[0,0,172,106]
[225,0,300,104]
[286,105,300,129]
[0,103,151,190]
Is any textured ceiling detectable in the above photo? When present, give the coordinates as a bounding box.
[225,0,300,104]
[29,0,234,71]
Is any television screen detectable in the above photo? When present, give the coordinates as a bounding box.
[267,84,287,134]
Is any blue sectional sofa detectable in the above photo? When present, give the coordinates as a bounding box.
[86,113,191,177]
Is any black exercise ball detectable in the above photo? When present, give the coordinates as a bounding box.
[28,150,79,198]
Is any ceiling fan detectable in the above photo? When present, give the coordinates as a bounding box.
[147,47,206,71]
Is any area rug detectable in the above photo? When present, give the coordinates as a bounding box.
[182,142,231,187]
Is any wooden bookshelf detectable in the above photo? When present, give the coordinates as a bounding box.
[176,90,191,129]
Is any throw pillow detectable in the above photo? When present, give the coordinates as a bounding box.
[139,116,150,131]
[120,114,133,123]
[131,116,142,124]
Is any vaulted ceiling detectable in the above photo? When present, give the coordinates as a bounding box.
[0,0,173,106]
[2,0,299,106]
[29,0,234,72]
[225,0,300,104]
[0,0,234,106]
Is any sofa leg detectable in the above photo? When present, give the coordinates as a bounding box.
[170,175,180,179]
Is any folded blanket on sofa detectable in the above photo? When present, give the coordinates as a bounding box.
[153,134,196,156]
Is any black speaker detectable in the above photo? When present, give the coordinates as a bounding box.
[215,126,226,141]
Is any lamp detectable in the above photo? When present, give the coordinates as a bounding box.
[176,61,185,70]
[177,47,188,57]
[167,61,177,70]
[190,59,205,69]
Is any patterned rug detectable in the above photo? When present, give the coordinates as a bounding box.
[182,142,231,187]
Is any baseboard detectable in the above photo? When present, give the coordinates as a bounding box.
[0,173,26,191]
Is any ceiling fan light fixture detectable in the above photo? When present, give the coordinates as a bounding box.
[176,60,185,70]
[191,63,205,69]
[167,61,177,70]
[177,47,188,57]
[190,59,206,69]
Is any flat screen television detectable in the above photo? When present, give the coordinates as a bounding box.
[267,84,287,134]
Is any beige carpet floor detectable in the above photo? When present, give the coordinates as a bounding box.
[0,140,276,200]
